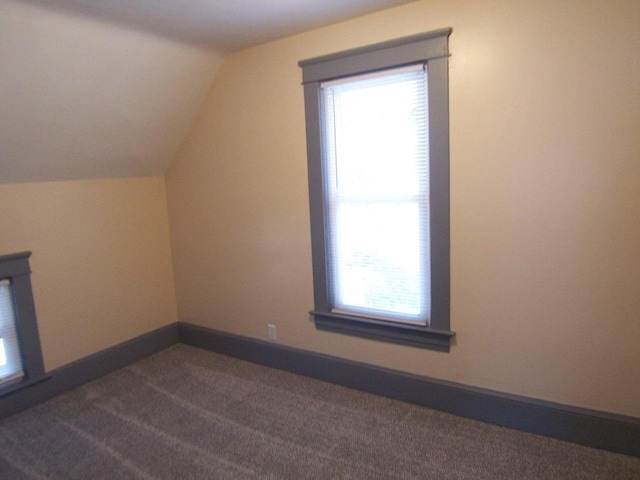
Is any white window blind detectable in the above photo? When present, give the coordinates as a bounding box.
[0,279,24,386]
[321,65,431,325]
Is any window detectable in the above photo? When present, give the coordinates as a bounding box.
[299,29,454,351]
[0,252,45,394]
[0,280,23,385]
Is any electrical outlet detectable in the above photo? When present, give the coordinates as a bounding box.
[267,324,276,341]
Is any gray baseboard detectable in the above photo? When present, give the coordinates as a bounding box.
[0,323,179,420]
[178,322,640,458]
[2,321,638,458]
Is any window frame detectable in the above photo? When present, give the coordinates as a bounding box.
[0,252,46,395]
[299,29,454,352]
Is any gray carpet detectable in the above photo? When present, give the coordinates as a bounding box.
[0,345,638,479]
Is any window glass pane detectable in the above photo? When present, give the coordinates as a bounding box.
[0,280,24,386]
[321,66,430,324]
[331,202,429,321]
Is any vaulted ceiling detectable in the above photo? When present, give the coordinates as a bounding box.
[1,0,418,184]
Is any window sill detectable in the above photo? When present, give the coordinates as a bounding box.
[311,310,454,352]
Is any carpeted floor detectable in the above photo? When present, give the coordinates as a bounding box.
[0,344,639,479]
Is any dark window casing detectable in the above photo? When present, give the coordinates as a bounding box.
[299,29,454,351]
[0,252,46,396]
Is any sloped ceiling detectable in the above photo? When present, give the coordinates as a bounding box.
[23,0,419,53]
[1,0,417,185]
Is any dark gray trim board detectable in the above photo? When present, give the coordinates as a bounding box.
[2,320,638,458]
[313,311,453,352]
[0,323,179,420]
[298,28,452,84]
[178,322,640,458]
[299,29,453,349]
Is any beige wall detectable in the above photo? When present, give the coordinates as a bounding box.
[166,0,640,418]
[0,177,177,370]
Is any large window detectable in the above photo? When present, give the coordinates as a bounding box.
[299,29,454,351]
[0,252,45,394]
